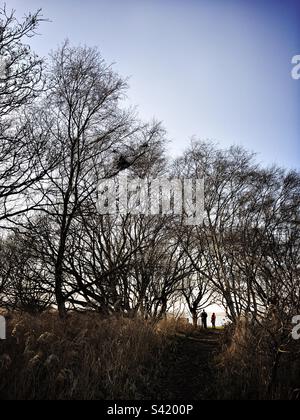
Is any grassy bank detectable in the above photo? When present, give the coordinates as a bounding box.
[0,312,180,400]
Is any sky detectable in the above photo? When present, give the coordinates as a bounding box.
[6,0,300,169]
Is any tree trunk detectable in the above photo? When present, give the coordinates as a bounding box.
[55,269,67,319]
[55,240,67,319]
[267,348,281,398]
[192,311,198,328]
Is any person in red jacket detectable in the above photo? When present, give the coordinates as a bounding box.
[211,313,216,329]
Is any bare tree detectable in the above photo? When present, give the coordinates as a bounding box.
[34,42,166,317]
[173,138,300,338]
[181,273,215,327]
[0,7,51,224]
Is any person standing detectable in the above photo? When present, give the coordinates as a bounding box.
[201,310,208,329]
[211,313,216,329]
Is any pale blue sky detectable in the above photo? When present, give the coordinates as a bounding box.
[7,0,300,169]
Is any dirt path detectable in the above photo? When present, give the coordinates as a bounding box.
[159,329,222,400]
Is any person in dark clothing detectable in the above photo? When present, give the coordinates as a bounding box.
[201,310,208,329]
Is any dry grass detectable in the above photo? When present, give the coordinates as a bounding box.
[5,311,297,400]
[215,318,300,400]
[156,317,195,336]
[0,312,178,400]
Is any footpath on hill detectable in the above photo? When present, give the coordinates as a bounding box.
[158,329,223,400]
